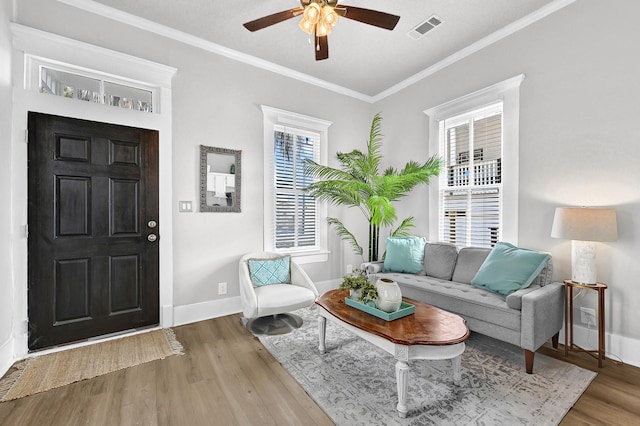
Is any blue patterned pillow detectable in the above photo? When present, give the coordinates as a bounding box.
[248,256,291,287]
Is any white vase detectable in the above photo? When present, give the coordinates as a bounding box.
[375,278,402,312]
[349,288,362,300]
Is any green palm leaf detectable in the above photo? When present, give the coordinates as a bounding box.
[327,217,364,261]
[391,217,416,237]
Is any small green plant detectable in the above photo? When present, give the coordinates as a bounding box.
[339,272,378,303]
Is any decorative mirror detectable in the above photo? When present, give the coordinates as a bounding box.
[199,145,241,212]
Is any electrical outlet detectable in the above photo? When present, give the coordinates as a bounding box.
[218,282,227,295]
[346,264,353,274]
[580,307,596,325]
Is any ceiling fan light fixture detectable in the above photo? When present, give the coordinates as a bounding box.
[321,5,339,27]
[316,20,332,37]
[298,17,315,35]
[303,2,321,24]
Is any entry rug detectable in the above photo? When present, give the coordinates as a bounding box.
[0,328,184,402]
[258,306,596,426]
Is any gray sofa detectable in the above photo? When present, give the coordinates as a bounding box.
[362,242,564,374]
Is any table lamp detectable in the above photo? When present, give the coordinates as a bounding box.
[550,207,617,285]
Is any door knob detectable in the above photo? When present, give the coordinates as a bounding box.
[147,234,158,242]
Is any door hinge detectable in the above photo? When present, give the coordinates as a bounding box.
[24,224,28,238]
[24,129,28,144]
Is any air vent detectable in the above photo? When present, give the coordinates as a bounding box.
[407,15,442,40]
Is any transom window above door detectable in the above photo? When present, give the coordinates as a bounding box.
[26,56,158,113]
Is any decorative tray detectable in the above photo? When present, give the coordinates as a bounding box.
[345,297,415,321]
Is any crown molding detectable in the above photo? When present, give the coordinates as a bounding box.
[58,0,575,104]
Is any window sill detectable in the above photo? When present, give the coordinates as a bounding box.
[279,249,330,265]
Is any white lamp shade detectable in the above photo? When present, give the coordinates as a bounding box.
[551,207,617,284]
[551,207,618,242]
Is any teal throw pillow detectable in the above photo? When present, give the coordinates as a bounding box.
[471,242,551,296]
[383,236,427,274]
[248,256,291,287]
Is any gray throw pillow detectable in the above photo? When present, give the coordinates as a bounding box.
[423,242,458,280]
[451,247,491,284]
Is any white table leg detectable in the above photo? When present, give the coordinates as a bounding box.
[395,360,410,418]
[452,354,461,385]
[318,315,326,353]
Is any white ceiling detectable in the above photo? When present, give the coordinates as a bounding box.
[88,0,566,98]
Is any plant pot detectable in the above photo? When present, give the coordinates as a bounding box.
[375,278,402,312]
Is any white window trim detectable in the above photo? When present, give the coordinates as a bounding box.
[424,74,524,245]
[261,105,332,264]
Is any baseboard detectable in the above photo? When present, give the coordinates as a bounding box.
[172,279,341,327]
[560,323,640,368]
[173,297,243,327]
[315,278,340,295]
[0,337,14,379]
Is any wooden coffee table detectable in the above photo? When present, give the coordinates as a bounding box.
[316,289,470,418]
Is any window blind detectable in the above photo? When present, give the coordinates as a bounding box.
[439,104,502,248]
[273,127,320,250]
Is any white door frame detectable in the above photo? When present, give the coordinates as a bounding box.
[9,24,176,360]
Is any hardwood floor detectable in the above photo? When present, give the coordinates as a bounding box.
[0,315,333,426]
[538,343,640,425]
[1,314,639,425]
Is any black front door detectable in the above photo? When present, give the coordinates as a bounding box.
[27,112,160,350]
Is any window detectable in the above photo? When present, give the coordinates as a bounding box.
[440,104,502,247]
[27,57,158,113]
[424,75,524,248]
[273,128,319,249]
[261,106,332,263]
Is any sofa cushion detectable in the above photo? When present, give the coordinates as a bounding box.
[451,247,491,284]
[383,236,426,274]
[378,272,521,332]
[247,255,291,287]
[423,242,458,280]
[471,242,551,296]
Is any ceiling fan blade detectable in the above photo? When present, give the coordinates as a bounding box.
[243,8,303,32]
[315,35,329,61]
[340,5,400,30]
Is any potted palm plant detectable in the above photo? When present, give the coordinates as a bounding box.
[304,113,441,262]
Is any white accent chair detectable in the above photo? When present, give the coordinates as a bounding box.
[239,252,319,330]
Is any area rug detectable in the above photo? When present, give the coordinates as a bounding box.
[0,328,183,402]
[258,306,596,426]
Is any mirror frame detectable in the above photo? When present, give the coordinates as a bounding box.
[199,145,242,212]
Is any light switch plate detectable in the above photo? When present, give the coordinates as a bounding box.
[179,201,193,212]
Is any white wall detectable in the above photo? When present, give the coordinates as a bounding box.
[376,0,640,361]
[0,0,14,374]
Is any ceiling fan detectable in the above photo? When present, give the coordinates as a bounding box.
[243,0,400,61]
